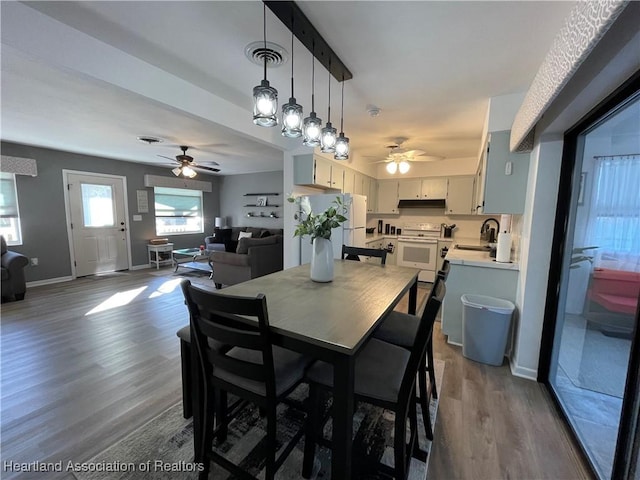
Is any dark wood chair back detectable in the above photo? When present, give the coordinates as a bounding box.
[180,280,276,401]
[437,259,450,281]
[342,244,387,265]
[399,276,445,402]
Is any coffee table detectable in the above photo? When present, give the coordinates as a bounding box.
[172,248,213,278]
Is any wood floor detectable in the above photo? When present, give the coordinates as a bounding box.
[0,269,592,479]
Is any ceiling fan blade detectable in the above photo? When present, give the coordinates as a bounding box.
[193,160,220,167]
[192,165,220,173]
[404,149,425,156]
[157,154,178,162]
[408,155,445,162]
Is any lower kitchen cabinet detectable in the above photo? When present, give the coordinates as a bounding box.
[441,262,518,346]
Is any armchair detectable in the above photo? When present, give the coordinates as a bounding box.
[1,236,29,301]
[210,235,283,288]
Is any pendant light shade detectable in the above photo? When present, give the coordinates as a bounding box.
[281,17,302,137]
[334,79,349,160]
[398,160,410,174]
[303,43,322,147]
[320,67,337,153]
[386,161,398,174]
[252,4,278,127]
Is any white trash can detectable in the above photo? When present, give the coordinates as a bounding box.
[461,294,515,366]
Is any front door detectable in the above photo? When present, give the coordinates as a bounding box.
[65,172,129,277]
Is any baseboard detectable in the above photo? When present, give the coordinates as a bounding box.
[131,264,152,271]
[509,356,538,381]
[446,338,463,347]
[26,276,73,287]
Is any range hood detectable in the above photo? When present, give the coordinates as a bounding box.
[397,198,446,209]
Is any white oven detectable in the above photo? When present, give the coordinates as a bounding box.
[397,223,440,282]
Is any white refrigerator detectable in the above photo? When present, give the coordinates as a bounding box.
[300,194,367,264]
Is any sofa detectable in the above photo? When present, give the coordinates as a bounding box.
[205,226,284,253]
[586,268,640,337]
[209,228,284,288]
[1,236,29,301]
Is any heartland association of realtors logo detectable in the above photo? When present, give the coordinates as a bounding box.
[3,460,204,473]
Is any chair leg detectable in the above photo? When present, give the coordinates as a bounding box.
[265,405,277,480]
[427,337,437,399]
[199,383,215,480]
[180,340,193,419]
[418,362,433,441]
[394,403,408,480]
[216,390,228,442]
[302,384,320,479]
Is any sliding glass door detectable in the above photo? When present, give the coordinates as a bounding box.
[543,85,639,479]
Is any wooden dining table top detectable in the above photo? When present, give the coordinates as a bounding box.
[219,260,420,355]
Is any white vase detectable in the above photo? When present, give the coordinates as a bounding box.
[310,237,334,282]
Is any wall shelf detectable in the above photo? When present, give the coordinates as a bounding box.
[244,204,280,207]
[243,193,280,196]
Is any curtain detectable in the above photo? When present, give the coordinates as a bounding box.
[585,154,640,272]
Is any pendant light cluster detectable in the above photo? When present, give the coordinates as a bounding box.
[251,3,350,161]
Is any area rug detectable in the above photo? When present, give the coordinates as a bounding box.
[74,360,444,480]
[558,314,631,398]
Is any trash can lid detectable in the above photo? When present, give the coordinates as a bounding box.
[461,294,515,314]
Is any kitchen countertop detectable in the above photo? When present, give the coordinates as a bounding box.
[365,234,456,243]
[445,238,519,271]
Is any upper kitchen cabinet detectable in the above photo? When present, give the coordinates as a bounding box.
[377,180,399,214]
[294,154,343,191]
[397,178,448,199]
[477,130,530,214]
[446,176,475,215]
[421,177,448,199]
[343,167,355,194]
[364,176,378,213]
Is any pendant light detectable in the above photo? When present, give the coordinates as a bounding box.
[281,14,303,137]
[320,61,337,153]
[398,160,410,174]
[386,161,398,174]
[252,3,278,127]
[302,42,322,147]
[334,78,349,160]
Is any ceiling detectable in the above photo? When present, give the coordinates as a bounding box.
[0,1,577,176]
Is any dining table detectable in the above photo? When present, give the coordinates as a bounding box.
[196,259,420,479]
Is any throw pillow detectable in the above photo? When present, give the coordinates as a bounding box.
[238,231,253,240]
[259,230,272,238]
[245,227,263,238]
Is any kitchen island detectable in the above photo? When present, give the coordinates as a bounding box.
[442,242,519,347]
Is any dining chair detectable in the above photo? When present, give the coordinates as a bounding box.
[372,274,446,440]
[302,280,445,480]
[342,244,387,264]
[181,279,311,480]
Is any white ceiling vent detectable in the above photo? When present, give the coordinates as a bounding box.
[244,41,288,67]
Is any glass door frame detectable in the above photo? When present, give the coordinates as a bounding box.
[538,70,640,479]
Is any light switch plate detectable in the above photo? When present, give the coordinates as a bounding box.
[505,161,513,176]
[133,215,142,221]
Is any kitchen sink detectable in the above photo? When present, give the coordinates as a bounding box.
[455,244,492,251]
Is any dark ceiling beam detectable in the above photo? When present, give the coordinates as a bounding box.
[264,1,353,82]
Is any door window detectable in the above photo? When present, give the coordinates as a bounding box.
[81,183,115,227]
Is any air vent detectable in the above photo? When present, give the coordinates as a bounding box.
[137,136,163,145]
[244,41,288,67]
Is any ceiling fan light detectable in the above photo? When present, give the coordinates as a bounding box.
[281,98,303,137]
[386,161,398,174]
[181,166,197,178]
[320,122,337,153]
[253,80,278,127]
[302,112,322,146]
[399,160,410,174]
[334,133,349,160]
[172,167,182,176]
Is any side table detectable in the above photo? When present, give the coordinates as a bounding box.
[148,243,174,269]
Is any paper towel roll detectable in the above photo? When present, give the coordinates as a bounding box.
[500,214,512,233]
[496,232,512,263]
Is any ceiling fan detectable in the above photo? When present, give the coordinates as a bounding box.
[374,138,444,174]
[157,146,220,177]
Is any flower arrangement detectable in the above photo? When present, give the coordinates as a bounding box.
[287,195,349,243]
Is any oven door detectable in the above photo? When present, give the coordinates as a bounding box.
[397,239,438,282]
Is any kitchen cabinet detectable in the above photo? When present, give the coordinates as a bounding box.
[421,177,448,199]
[377,180,399,214]
[343,168,354,194]
[477,130,530,214]
[398,179,422,199]
[397,178,447,199]
[293,154,343,191]
[366,177,378,213]
[353,172,364,196]
[446,176,475,215]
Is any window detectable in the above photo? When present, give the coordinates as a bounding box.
[585,154,640,272]
[0,173,22,245]
[154,187,203,236]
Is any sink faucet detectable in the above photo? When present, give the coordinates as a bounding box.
[480,218,500,243]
